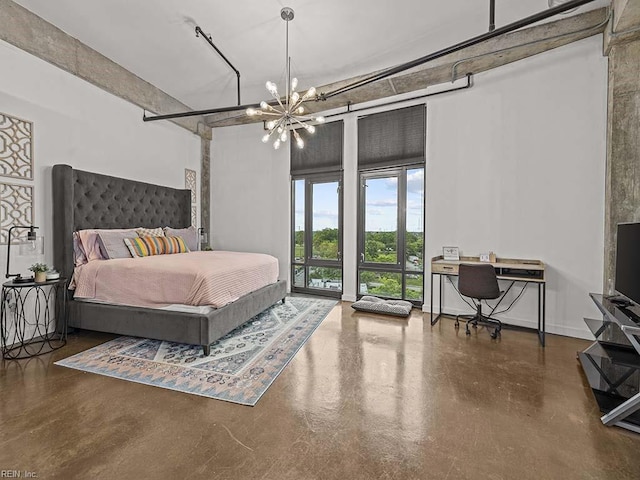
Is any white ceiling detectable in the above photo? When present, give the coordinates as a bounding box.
[14,0,608,111]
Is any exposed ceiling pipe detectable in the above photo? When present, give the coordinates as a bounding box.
[142,0,596,123]
[195,25,241,105]
[214,74,473,131]
[319,74,474,122]
[489,0,496,32]
[318,0,595,100]
[451,8,609,82]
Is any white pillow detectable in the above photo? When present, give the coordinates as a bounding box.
[78,228,138,261]
[164,226,199,251]
[96,230,138,259]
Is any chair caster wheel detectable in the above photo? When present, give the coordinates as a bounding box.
[490,332,497,339]
[465,329,471,336]
[455,321,459,329]
[472,324,478,329]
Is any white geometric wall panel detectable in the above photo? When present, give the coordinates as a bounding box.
[0,182,33,244]
[0,112,33,180]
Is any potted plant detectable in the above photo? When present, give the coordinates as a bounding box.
[29,263,49,283]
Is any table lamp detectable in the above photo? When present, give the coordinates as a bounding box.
[5,225,44,284]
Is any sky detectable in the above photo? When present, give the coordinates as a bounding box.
[294,168,424,232]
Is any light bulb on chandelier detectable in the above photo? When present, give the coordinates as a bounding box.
[246,7,325,149]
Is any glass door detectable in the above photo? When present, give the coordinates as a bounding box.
[292,174,343,297]
[358,167,424,304]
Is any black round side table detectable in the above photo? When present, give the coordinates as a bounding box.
[1,278,68,359]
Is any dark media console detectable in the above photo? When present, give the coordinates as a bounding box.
[578,293,640,433]
[579,223,640,433]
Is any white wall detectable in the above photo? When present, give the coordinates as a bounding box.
[210,123,290,281]
[210,35,607,339]
[0,39,201,281]
[425,36,607,339]
[426,37,607,338]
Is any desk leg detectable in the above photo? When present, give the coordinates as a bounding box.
[537,284,541,343]
[430,273,444,326]
[430,273,434,325]
[537,283,546,347]
[440,275,444,318]
[542,283,546,346]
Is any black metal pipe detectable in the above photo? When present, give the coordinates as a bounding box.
[195,26,241,105]
[237,74,241,106]
[252,73,472,129]
[451,9,609,82]
[205,74,471,127]
[489,0,496,32]
[143,101,262,122]
[320,74,473,121]
[144,0,595,123]
[320,0,595,99]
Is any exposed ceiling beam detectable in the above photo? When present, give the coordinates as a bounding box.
[205,7,608,128]
[613,0,640,31]
[0,0,209,138]
[604,0,640,53]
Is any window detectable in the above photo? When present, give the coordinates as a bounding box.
[357,105,425,304]
[291,121,344,298]
[292,175,343,296]
[358,167,424,303]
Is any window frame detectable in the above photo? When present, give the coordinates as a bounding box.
[291,172,344,298]
[357,164,425,305]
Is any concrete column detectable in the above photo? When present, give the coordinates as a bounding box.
[604,36,640,291]
[200,134,211,247]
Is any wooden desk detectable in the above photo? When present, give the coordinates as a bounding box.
[430,256,546,346]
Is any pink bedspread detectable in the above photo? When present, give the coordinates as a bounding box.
[73,251,279,308]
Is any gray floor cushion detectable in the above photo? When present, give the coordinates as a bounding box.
[351,296,413,317]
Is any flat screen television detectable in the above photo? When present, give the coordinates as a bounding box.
[615,222,640,305]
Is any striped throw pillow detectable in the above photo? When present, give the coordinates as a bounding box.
[124,236,165,257]
[124,236,190,258]
[160,236,190,254]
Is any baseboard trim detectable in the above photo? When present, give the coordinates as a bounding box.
[422,304,593,340]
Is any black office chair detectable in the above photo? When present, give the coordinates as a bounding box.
[455,263,502,339]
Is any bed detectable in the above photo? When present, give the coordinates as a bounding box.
[52,164,287,355]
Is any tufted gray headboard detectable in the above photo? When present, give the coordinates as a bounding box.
[52,164,191,282]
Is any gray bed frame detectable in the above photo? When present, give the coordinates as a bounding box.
[52,164,286,355]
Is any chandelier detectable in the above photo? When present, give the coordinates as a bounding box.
[246,7,324,150]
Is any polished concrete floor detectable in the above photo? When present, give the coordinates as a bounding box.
[1,302,639,480]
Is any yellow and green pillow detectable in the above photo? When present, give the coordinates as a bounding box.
[124,235,189,258]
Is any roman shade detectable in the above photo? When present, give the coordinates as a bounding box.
[290,120,344,175]
[358,105,426,170]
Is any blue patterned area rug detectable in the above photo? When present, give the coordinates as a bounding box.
[55,297,336,406]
